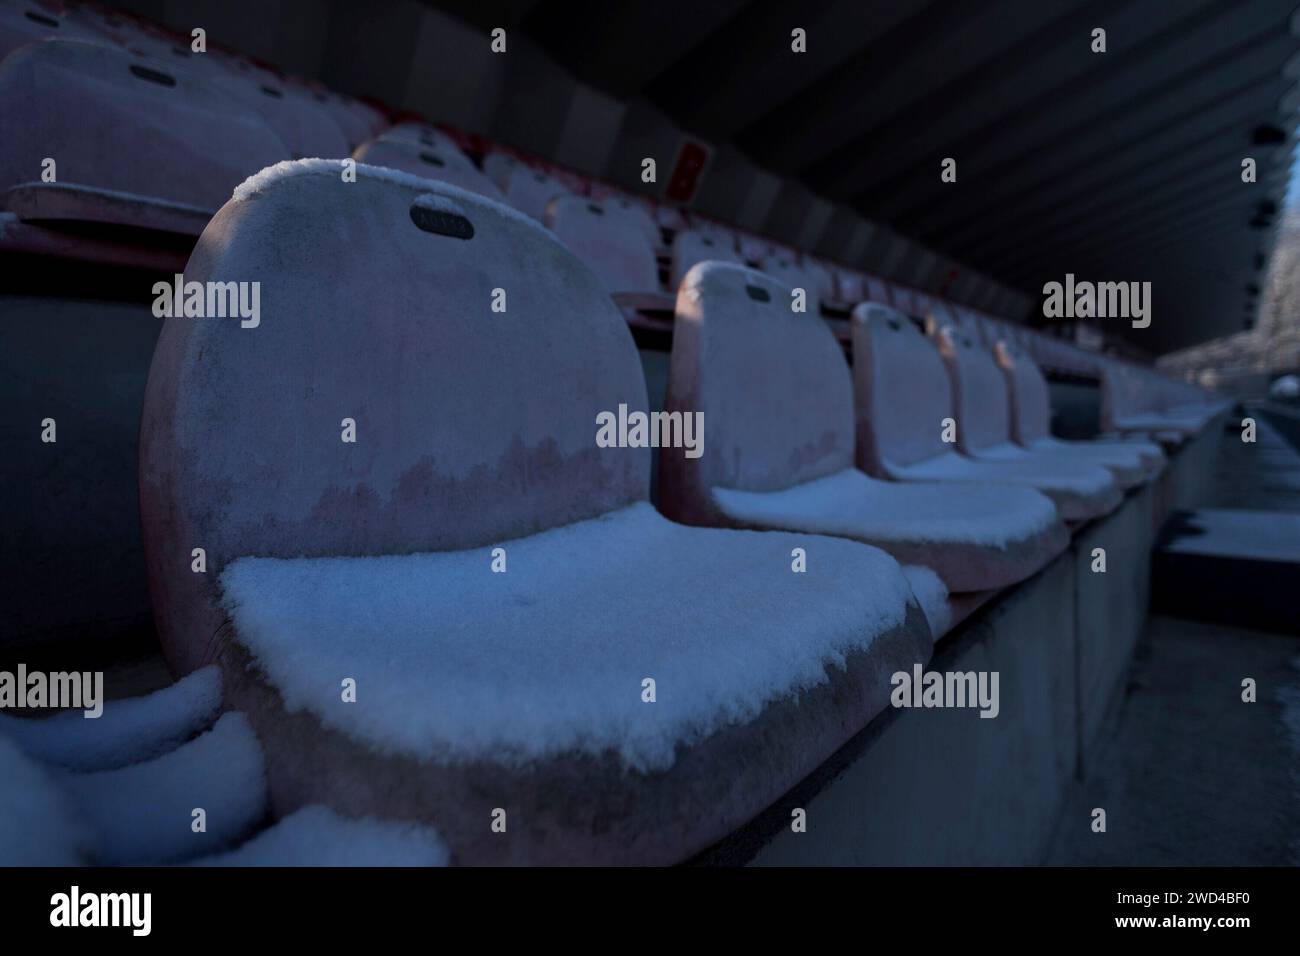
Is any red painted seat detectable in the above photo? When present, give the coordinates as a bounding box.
[669,228,743,290]
[759,252,821,314]
[499,161,572,222]
[660,262,1068,594]
[934,324,1122,520]
[545,195,660,295]
[995,340,1164,488]
[853,304,1121,522]
[0,38,288,239]
[208,72,351,160]
[138,164,931,865]
[352,136,504,202]
[0,1,99,57]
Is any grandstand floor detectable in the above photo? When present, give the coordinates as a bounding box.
[1049,615,1300,867]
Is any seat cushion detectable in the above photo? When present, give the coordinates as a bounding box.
[889,451,1121,522]
[711,468,1066,592]
[216,502,932,864]
[1025,436,1163,488]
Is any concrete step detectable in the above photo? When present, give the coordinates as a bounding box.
[1151,509,1300,634]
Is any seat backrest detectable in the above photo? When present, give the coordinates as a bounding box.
[351,138,505,202]
[661,262,854,523]
[546,196,659,294]
[306,89,379,149]
[669,229,743,289]
[602,194,660,247]
[0,38,289,209]
[0,2,98,58]
[760,253,820,313]
[865,275,893,304]
[995,341,1052,444]
[502,164,571,222]
[936,324,1013,454]
[140,161,651,674]
[736,229,772,262]
[836,269,866,304]
[851,302,954,473]
[802,257,837,301]
[377,122,461,153]
[209,73,351,160]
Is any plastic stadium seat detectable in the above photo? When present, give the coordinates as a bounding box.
[852,305,1120,522]
[545,196,659,295]
[803,257,838,304]
[485,151,581,221]
[137,160,932,865]
[352,137,505,202]
[995,341,1163,488]
[760,253,820,313]
[376,121,458,150]
[289,84,379,150]
[736,229,772,263]
[865,275,893,305]
[934,325,1122,520]
[656,203,689,231]
[835,269,867,304]
[659,262,1068,594]
[603,194,661,248]
[209,73,350,160]
[1100,365,1222,440]
[0,0,97,57]
[0,38,289,237]
[669,228,743,289]
[891,286,920,316]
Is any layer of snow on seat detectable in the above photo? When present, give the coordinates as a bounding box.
[229,158,550,237]
[893,451,1114,495]
[190,805,450,867]
[0,666,222,772]
[61,712,267,864]
[712,468,1058,548]
[901,565,951,639]
[220,502,913,772]
[0,736,91,866]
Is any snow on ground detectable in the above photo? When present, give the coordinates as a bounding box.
[0,666,222,772]
[221,501,916,772]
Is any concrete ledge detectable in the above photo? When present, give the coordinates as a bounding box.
[729,414,1224,865]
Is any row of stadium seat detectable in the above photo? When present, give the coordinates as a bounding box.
[1,0,1229,865]
[2,2,1145,382]
[131,164,1225,863]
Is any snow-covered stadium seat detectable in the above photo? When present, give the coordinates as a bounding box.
[137,161,933,865]
[0,707,266,865]
[207,73,351,161]
[0,0,98,57]
[1100,364,1223,440]
[351,137,505,202]
[935,324,1122,520]
[0,38,288,235]
[669,228,744,290]
[0,666,222,772]
[760,253,821,314]
[545,196,660,295]
[995,340,1164,488]
[660,262,1067,594]
[853,304,1116,523]
[500,163,572,222]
